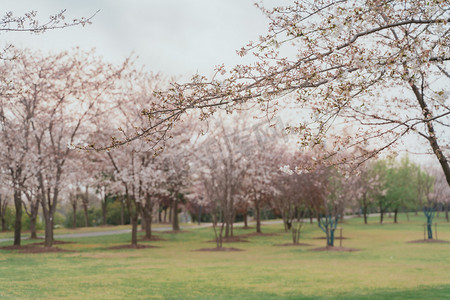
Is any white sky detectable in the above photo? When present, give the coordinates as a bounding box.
[3,0,279,79]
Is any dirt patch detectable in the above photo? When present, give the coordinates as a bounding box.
[139,235,166,242]
[310,246,360,252]
[0,244,74,253]
[194,247,244,252]
[238,232,280,238]
[239,226,253,230]
[408,239,450,244]
[160,230,189,234]
[207,236,249,243]
[29,240,74,246]
[19,246,73,254]
[274,242,313,247]
[313,236,349,240]
[106,244,160,250]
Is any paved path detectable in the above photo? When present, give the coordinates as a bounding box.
[2,218,356,243]
[0,223,214,243]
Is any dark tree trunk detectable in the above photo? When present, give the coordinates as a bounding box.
[158,206,162,223]
[225,222,230,238]
[163,207,167,223]
[72,202,77,229]
[410,82,450,188]
[144,213,152,239]
[172,199,180,231]
[83,203,89,227]
[120,198,125,226]
[243,211,248,228]
[29,216,37,239]
[131,212,138,247]
[0,196,7,232]
[255,198,261,233]
[362,193,368,224]
[43,214,54,247]
[379,201,384,224]
[101,196,107,226]
[394,209,398,224]
[13,189,22,246]
[29,200,39,239]
[446,203,449,222]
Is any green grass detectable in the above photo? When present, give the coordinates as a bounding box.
[0,214,449,299]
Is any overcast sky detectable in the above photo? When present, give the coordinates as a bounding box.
[4,0,279,79]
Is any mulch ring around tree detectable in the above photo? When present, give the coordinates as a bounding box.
[238,232,280,238]
[274,242,313,247]
[313,236,349,240]
[407,239,450,244]
[106,244,160,250]
[207,236,249,243]
[160,230,190,234]
[194,247,244,252]
[310,246,360,252]
[139,235,166,242]
[0,242,74,254]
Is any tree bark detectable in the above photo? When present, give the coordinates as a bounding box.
[13,189,22,246]
[172,199,180,231]
[120,197,125,225]
[410,82,450,188]
[255,198,261,233]
[101,195,107,226]
[446,202,449,222]
[0,196,7,232]
[29,216,37,239]
[82,186,89,227]
[131,212,138,247]
[72,201,77,229]
[394,208,398,224]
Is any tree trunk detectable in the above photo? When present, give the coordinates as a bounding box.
[410,82,450,188]
[172,199,180,231]
[29,216,37,239]
[72,202,77,229]
[158,206,162,223]
[446,203,449,222]
[13,189,22,246]
[131,212,138,247]
[0,197,7,232]
[120,198,125,225]
[43,215,54,247]
[144,214,152,239]
[101,197,107,226]
[255,198,261,233]
[83,203,89,227]
[328,229,335,247]
[141,216,146,231]
[243,211,248,228]
[379,201,384,224]
[163,207,167,223]
[394,209,398,224]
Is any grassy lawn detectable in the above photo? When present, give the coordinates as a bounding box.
[0,214,449,299]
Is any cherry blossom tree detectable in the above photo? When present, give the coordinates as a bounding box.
[0,185,9,232]
[0,48,132,247]
[98,1,449,191]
